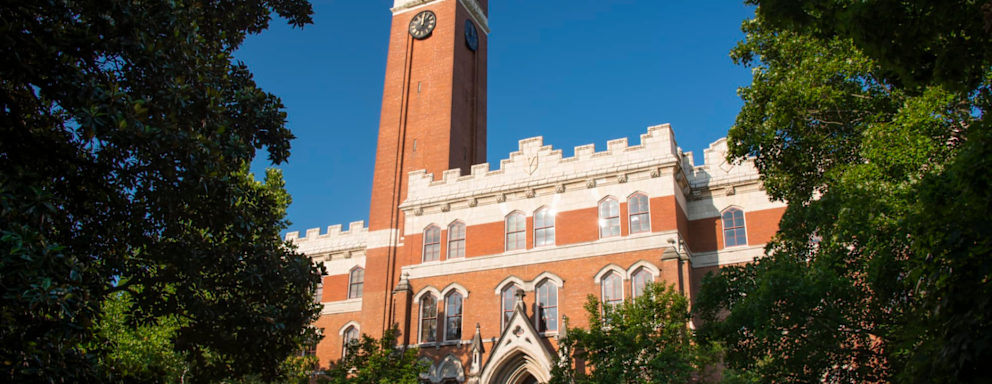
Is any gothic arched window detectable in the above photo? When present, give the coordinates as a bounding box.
[722,207,747,247]
[420,294,438,343]
[447,221,466,259]
[348,267,364,299]
[534,207,555,247]
[628,193,651,234]
[342,326,359,357]
[505,212,526,251]
[444,292,463,341]
[501,285,521,329]
[631,268,653,299]
[423,225,441,262]
[601,271,623,322]
[599,198,620,238]
[536,281,558,332]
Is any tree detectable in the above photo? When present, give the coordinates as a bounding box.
[0,1,323,382]
[695,1,991,383]
[550,284,716,384]
[321,327,426,384]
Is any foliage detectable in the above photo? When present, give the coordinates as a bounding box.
[550,284,716,384]
[321,327,426,384]
[92,292,189,382]
[695,1,991,383]
[0,0,324,382]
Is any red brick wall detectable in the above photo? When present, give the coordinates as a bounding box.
[322,274,349,302]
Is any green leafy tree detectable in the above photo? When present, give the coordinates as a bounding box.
[321,327,425,384]
[0,0,323,382]
[93,292,189,382]
[551,284,716,384]
[695,1,991,383]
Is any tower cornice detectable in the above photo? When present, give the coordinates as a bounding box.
[392,0,490,34]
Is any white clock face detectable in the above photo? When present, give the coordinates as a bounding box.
[409,10,436,39]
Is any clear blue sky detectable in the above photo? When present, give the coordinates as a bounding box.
[235,0,756,235]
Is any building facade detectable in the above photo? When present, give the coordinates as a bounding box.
[285,1,784,383]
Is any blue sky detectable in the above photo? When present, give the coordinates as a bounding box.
[235,0,756,234]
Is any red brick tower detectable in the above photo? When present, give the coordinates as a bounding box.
[364,0,488,338]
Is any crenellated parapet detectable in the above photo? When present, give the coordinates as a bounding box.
[284,221,368,262]
[402,124,683,212]
[683,138,761,197]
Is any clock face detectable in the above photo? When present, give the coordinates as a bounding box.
[409,10,436,40]
[464,19,478,51]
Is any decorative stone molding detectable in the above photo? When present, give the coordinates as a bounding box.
[617,174,628,184]
[441,203,451,212]
[650,168,661,178]
[468,197,478,207]
[586,179,596,189]
[496,193,506,203]
[414,206,424,216]
[525,189,536,198]
[726,185,736,196]
[554,184,565,193]
[321,298,362,315]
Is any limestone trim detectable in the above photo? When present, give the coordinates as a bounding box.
[404,231,681,280]
[441,282,470,299]
[691,244,766,268]
[413,285,443,303]
[492,272,565,295]
[494,276,527,295]
[338,321,360,336]
[321,298,362,315]
[424,354,466,384]
[593,264,627,283]
[391,0,490,35]
[402,125,682,209]
[531,272,564,289]
[626,260,660,278]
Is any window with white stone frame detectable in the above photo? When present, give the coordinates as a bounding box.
[630,268,653,299]
[601,271,623,323]
[536,280,558,332]
[444,292,463,341]
[423,225,441,261]
[534,207,555,247]
[628,192,651,234]
[599,197,621,238]
[505,212,526,251]
[420,294,438,343]
[722,207,747,247]
[447,221,466,259]
[501,285,521,330]
[347,267,364,299]
[342,325,359,357]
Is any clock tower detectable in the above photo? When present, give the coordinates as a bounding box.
[363,0,488,337]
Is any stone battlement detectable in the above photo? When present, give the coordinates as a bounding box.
[404,124,682,206]
[284,220,368,255]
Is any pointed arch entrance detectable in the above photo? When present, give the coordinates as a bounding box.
[488,351,543,384]
[478,291,554,384]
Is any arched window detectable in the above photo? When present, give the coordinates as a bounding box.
[444,292,463,341]
[420,294,438,343]
[601,271,623,322]
[447,221,466,259]
[599,198,620,238]
[342,326,359,357]
[423,225,441,262]
[628,193,651,234]
[536,281,558,332]
[722,208,747,247]
[348,267,364,299]
[505,212,526,251]
[534,208,555,247]
[631,268,653,299]
[501,285,521,329]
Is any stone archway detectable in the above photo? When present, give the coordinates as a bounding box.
[488,351,544,384]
